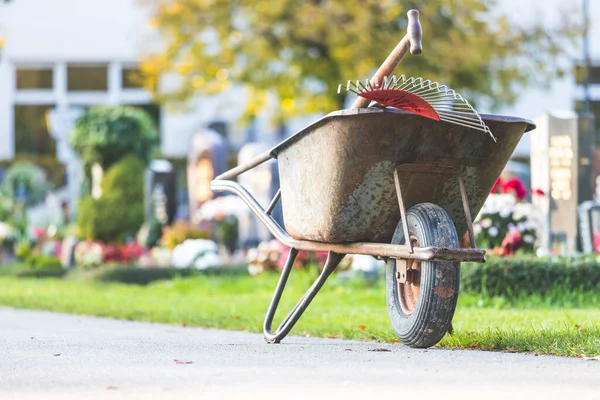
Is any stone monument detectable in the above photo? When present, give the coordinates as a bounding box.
[145,160,178,225]
[531,111,595,254]
[187,129,227,223]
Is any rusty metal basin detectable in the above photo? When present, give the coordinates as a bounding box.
[272,107,535,243]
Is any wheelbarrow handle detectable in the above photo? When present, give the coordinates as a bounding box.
[351,9,422,109]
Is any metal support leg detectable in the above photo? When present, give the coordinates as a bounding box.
[263,250,346,343]
[457,174,477,249]
[393,167,413,253]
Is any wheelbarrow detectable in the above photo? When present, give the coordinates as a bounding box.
[211,10,535,348]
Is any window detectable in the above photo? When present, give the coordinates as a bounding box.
[575,64,600,85]
[122,67,144,89]
[16,67,53,90]
[14,105,57,156]
[574,100,600,145]
[67,64,108,91]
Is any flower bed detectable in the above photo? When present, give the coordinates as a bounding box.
[474,176,542,256]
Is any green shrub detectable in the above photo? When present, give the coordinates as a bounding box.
[14,239,31,260]
[0,161,51,206]
[25,254,63,271]
[0,155,66,188]
[461,256,600,297]
[76,155,145,242]
[70,105,159,172]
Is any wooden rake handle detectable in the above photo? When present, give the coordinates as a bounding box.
[352,9,423,109]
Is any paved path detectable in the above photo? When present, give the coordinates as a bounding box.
[1,308,598,399]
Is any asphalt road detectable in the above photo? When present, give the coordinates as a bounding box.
[1,307,599,400]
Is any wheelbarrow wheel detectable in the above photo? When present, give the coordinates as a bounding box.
[386,203,460,348]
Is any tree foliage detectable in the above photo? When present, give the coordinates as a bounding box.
[141,0,579,117]
[70,105,159,172]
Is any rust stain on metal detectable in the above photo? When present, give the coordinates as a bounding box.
[433,286,455,298]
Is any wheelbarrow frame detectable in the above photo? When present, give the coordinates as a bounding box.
[211,127,486,343]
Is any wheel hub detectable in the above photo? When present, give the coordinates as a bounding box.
[396,236,422,315]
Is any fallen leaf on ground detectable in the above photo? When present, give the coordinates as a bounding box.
[174,359,194,364]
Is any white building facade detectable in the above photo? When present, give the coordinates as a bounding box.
[1,0,599,164]
[0,0,283,165]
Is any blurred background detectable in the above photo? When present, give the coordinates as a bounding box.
[0,0,598,273]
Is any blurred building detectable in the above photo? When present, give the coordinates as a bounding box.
[0,0,316,219]
[1,0,599,206]
[0,0,276,161]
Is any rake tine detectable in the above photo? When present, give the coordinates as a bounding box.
[337,74,493,138]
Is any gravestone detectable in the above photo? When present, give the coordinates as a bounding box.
[531,111,595,254]
[578,201,600,253]
[60,236,78,268]
[187,129,227,223]
[145,160,177,225]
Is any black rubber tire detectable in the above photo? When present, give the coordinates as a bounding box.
[386,203,460,348]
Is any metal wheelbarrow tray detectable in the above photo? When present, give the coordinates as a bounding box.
[212,107,535,347]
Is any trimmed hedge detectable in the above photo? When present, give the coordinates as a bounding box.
[66,265,248,285]
[461,256,600,296]
[0,260,66,278]
[76,155,145,242]
[71,105,159,171]
[5,255,600,296]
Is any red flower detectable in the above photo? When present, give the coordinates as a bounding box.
[533,188,545,196]
[501,231,522,255]
[102,243,120,262]
[117,242,146,263]
[491,177,502,194]
[501,177,527,201]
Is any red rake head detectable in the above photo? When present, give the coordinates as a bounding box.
[357,88,440,121]
[338,75,495,141]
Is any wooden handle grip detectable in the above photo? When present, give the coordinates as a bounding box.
[406,9,422,55]
[351,9,423,108]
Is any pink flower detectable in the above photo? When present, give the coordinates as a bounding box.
[594,232,600,252]
[33,227,45,239]
[501,177,527,201]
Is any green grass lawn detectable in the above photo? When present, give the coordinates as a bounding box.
[0,273,598,357]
